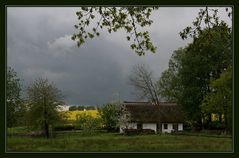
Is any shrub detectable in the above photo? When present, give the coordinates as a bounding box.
[98,103,120,132]
[75,113,103,135]
[53,124,75,131]
[124,129,141,135]
[74,124,82,130]
[124,128,155,135]
[141,129,155,135]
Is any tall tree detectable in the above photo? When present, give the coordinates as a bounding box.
[6,67,24,127]
[173,7,232,129]
[159,23,232,129]
[201,67,232,132]
[157,48,185,102]
[129,64,160,105]
[26,78,64,138]
[72,7,158,56]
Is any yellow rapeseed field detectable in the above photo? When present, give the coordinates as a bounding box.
[64,110,99,121]
[62,110,222,122]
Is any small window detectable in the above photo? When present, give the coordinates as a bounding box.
[137,123,142,129]
[164,124,168,129]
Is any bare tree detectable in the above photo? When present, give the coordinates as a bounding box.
[129,64,160,105]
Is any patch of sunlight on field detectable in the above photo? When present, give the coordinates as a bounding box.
[63,110,99,121]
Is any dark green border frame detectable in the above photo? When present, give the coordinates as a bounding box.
[1,0,238,158]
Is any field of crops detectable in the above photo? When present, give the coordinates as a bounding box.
[63,110,99,121]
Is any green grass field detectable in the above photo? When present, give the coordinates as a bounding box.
[7,131,232,152]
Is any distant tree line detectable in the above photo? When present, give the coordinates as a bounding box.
[69,105,97,111]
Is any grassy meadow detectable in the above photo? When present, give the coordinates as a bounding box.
[7,131,232,152]
[7,110,232,152]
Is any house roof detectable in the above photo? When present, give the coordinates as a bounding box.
[122,102,184,123]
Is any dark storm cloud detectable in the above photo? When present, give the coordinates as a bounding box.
[7,7,231,105]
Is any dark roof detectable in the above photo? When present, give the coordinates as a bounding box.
[122,102,184,123]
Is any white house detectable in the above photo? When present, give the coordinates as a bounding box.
[120,102,184,134]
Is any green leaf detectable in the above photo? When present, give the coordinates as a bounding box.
[130,44,136,49]
[88,33,94,39]
[126,36,130,41]
[90,14,95,19]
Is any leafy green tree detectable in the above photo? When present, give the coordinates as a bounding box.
[26,78,64,138]
[159,23,232,129]
[178,7,232,129]
[201,67,232,132]
[98,103,120,132]
[72,7,158,56]
[6,67,25,127]
[177,7,232,129]
[157,48,185,102]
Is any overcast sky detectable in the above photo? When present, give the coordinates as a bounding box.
[7,7,231,106]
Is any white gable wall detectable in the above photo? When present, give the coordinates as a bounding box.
[178,123,183,131]
[162,123,184,133]
[162,123,173,133]
[142,123,157,133]
[128,123,137,129]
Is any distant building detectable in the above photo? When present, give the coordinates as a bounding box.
[120,101,184,134]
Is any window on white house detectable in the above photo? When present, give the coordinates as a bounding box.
[164,124,168,129]
[173,124,177,130]
[137,123,142,129]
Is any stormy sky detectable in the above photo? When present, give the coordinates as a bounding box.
[7,7,231,106]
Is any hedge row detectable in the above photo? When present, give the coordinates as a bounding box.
[53,124,101,131]
[53,124,76,131]
[124,129,155,135]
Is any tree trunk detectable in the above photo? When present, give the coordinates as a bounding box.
[43,96,49,138]
[44,120,49,138]
[217,113,223,130]
[208,113,212,129]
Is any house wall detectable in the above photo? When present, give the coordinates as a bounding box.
[162,123,173,133]
[162,123,184,133]
[142,123,157,133]
[178,123,183,131]
[120,122,183,133]
[128,123,137,129]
